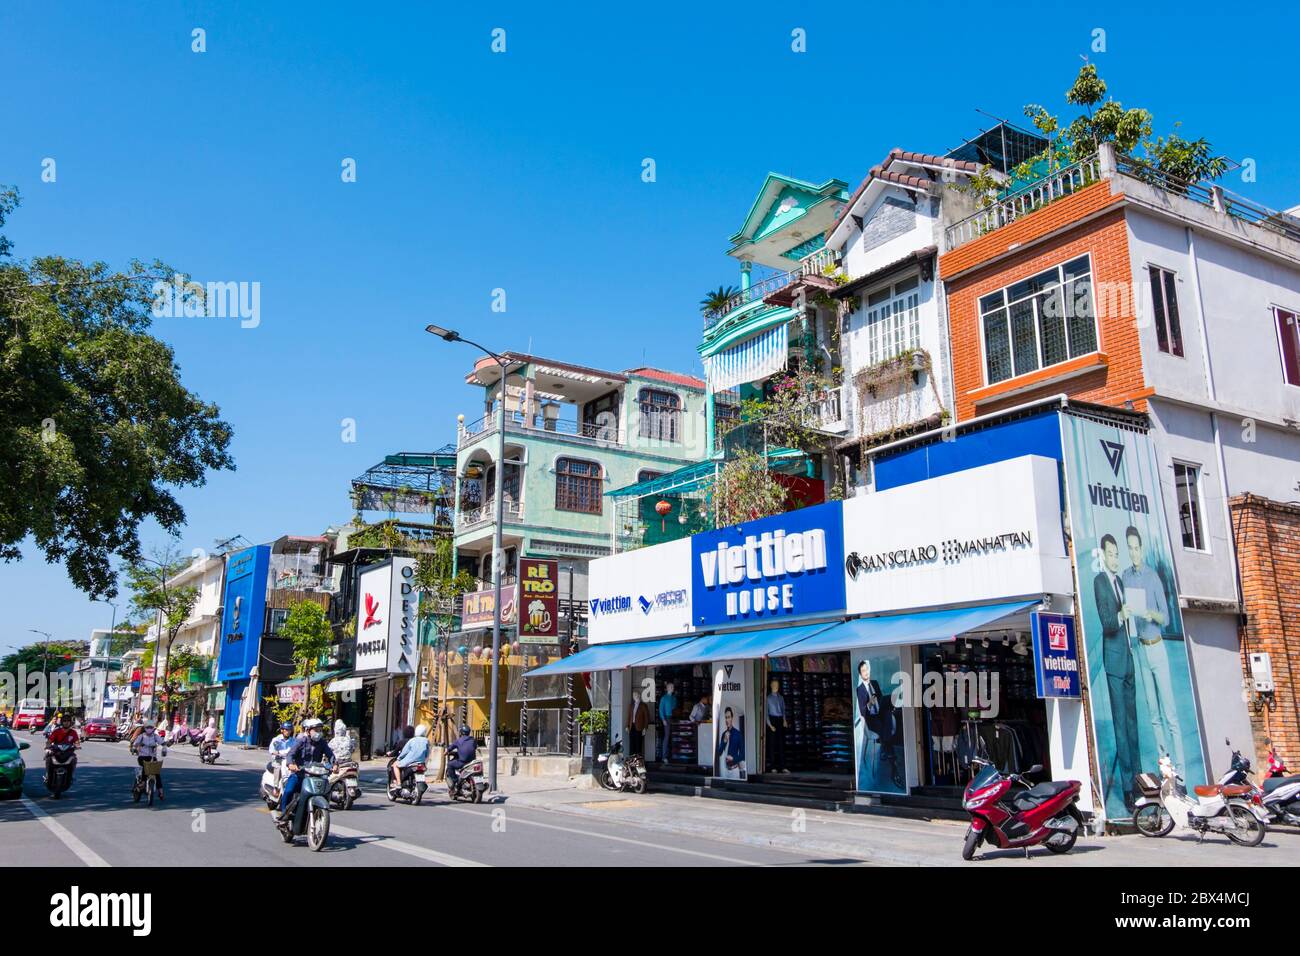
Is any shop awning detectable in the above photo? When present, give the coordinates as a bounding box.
[524,637,693,677]
[640,621,839,667]
[774,600,1038,656]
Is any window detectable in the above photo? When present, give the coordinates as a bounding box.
[1276,307,1300,386]
[1148,266,1184,357]
[555,457,603,514]
[582,390,620,439]
[638,388,681,442]
[267,608,290,635]
[862,274,921,366]
[1173,462,1207,551]
[979,255,1097,385]
[637,469,665,483]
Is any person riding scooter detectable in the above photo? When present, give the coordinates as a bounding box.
[446,725,477,787]
[389,724,431,793]
[46,713,81,788]
[130,721,167,800]
[329,719,355,765]
[279,719,334,820]
[267,720,295,768]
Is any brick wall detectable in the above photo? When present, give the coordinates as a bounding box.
[943,202,1149,422]
[1231,493,1300,765]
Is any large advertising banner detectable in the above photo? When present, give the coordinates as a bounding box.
[849,647,907,794]
[217,545,271,683]
[712,660,754,780]
[1060,414,1205,820]
[518,558,560,643]
[587,537,693,645]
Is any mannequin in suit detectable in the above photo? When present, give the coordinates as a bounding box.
[627,696,649,758]
[1093,533,1138,810]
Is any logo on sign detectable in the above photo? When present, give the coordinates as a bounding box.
[1048,621,1068,651]
[363,592,382,629]
[589,595,632,617]
[1101,440,1126,476]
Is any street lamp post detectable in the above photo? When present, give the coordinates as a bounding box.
[27,629,53,704]
[426,324,512,792]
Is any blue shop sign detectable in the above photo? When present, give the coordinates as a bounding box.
[691,501,846,628]
[217,545,271,683]
[1031,611,1081,699]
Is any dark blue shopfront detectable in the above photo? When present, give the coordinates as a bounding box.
[218,544,271,745]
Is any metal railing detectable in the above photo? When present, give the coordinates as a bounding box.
[458,413,623,448]
[456,500,524,531]
[944,155,1101,250]
[801,388,844,429]
[703,247,840,330]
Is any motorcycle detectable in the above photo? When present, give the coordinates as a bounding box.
[261,755,287,809]
[1132,755,1266,845]
[447,752,488,803]
[199,737,220,765]
[595,739,646,794]
[327,761,361,810]
[275,762,331,851]
[1214,738,1300,829]
[386,753,428,805]
[44,741,78,799]
[961,758,1083,860]
[132,748,167,806]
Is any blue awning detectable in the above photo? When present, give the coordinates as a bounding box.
[642,621,840,667]
[524,637,693,677]
[775,600,1038,656]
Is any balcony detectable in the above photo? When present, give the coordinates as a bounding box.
[458,412,623,451]
[703,247,840,331]
[801,388,844,431]
[944,155,1102,250]
[456,500,524,533]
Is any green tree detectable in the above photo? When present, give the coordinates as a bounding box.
[713,449,789,526]
[0,188,235,598]
[0,640,88,707]
[699,285,740,317]
[121,550,199,720]
[278,600,333,719]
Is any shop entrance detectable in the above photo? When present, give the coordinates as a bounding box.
[918,632,1049,788]
[762,651,853,779]
[644,663,711,767]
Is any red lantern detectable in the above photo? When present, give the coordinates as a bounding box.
[655,499,672,531]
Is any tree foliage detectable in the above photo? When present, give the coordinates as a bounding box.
[0,188,235,597]
[279,600,333,678]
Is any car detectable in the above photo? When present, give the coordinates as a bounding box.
[83,717,119,742]
[0,728,30,799]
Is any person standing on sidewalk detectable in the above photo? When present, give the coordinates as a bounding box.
[656,681,677,763]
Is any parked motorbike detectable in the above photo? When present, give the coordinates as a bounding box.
[199,737,220,765]
[1215,738,1300,829]
[132,749,167,806]
[1132,755,1266,845]
[447,752,488,803]
[44,741,78,799]
[961,758,1083,860]
[386,754,428,805]
[595,739,646,794]
[261,755,287,809]
[275,762,331,851]
[327,761,361,810]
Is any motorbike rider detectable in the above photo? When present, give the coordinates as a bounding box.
[130,721,166,799]
[45,713,81,788]
[329,719,355,765]
[389,723,431,792]
[279,718,334,820]
[446,724,477,788]
[267,720,296,772]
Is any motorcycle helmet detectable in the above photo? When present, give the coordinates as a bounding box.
[415,724,428,738]
[460,724,471,737]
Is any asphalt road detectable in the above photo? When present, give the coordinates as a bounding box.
[0,731,865,867]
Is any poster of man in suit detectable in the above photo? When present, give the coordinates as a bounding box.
[1061,414,1205,821]
[850,650,906,794]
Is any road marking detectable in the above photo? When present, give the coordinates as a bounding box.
[19,796,110,867]
[441,804,767,865]
[329,823,490,867]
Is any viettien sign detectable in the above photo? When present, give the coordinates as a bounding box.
[586,537,693,645]
[461,585,518,629]
[354,557,419,676]
[842,455,1072,615]
[518,558,560,642]
[217,544,271,683]
[1031,612,1081,699]
[691,501,846,627]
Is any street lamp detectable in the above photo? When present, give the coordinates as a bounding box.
[425,324,514,792]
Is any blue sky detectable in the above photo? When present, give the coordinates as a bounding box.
[3,1,1298,649]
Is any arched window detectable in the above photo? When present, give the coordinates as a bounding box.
[638,388,681,442]
[555,457,603,514]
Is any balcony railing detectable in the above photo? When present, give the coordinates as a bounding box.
[458,413,623,449]
[456,500,524,532]
[801,388,844,430]
[703,247,840,330]
[944,155,1101,250]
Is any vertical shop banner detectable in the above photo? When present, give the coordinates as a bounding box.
[518,558,559,643]
[850,648,907,794]
[217,545,271,683]
[712,660,753,780]
[355,558,419,675]
[1031,612,1081,699]
[692,500,846,628]
[1060,414,1205,820]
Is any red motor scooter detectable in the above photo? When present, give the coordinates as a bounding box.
[961,757,1084,860]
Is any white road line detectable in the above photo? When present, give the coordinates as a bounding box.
[328,823,490,867]
[440,804,767,865]
[19,796,110,868]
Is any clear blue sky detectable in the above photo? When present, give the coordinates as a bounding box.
[3,1,1297,650]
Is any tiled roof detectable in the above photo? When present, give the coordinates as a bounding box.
[626,367,707,390]
[831,148,980,235]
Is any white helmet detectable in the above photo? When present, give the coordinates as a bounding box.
[302,718,324,730]
[415,724,429,738]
